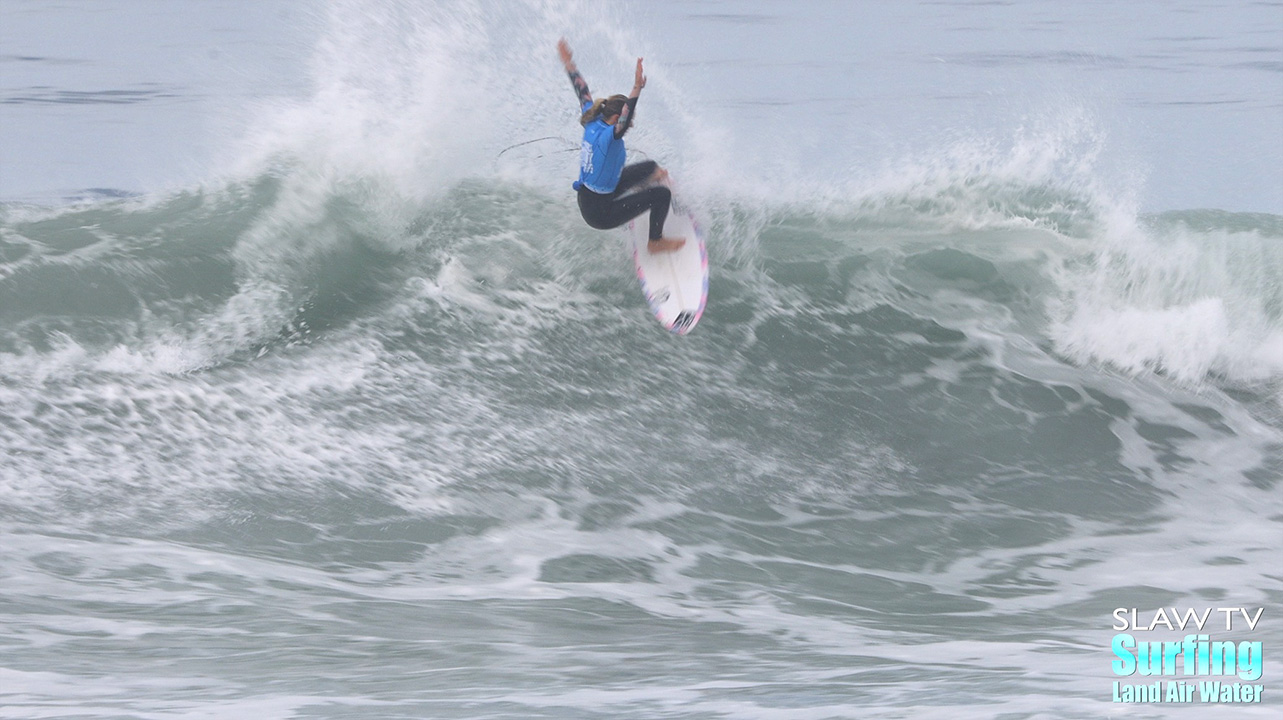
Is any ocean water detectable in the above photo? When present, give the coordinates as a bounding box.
[2,1,1282,718]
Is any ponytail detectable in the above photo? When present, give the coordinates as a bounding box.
[580,97,608,126]
[580,94,629,126]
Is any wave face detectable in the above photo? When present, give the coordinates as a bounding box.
[2,1,1281,718]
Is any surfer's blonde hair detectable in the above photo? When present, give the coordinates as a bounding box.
[580,94,628,126]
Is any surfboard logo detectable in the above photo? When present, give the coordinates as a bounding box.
[672,311,695,332]
[651,288,670,304]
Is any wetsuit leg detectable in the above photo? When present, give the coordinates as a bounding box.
[614,161,658,195]
[576,160,671,239]
[578,184,671,240]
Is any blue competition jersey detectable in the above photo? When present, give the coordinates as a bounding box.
[575,101,627,194]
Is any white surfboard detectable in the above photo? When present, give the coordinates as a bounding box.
[627,195,708,335]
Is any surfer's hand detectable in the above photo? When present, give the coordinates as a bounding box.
[634,58,646,90]
[557,38,573,67]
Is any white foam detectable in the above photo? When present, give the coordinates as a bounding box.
[1050,215,1283,386]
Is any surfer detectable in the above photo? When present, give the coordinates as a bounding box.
[558,38,684,253]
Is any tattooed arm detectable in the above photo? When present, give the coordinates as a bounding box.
[558,38,593,109]
[614,57,645,139]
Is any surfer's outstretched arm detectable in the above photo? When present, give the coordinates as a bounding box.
[613,58,644,139]
[558,38,593,109]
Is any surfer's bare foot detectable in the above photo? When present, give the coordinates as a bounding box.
[649,167,670,186]
[648,237,685,253]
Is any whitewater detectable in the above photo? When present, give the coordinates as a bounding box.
[1,1,1281,718]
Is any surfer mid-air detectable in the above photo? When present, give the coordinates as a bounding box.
[557,38,684,253]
